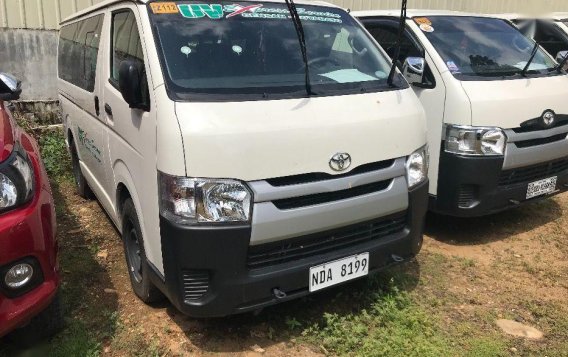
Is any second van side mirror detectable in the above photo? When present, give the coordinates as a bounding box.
[118,60,148,111]
[556,51,568,66]
[0,73,22,101]
[402,57,425,86]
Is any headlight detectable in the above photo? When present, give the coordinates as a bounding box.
[445,125,507,156]
[159,173,252,224]
[0,148,34,212]
[406,146,429,189]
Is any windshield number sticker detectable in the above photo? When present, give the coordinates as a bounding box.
[414,17,431,26]
[150,2,179,14]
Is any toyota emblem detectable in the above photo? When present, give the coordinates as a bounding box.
[329,153,352,172]
[542,110,556,128]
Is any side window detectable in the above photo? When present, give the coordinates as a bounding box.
[111,10,145,83]
[365,24,422,62]
[364,20,435,87]
[534,22,568,59]
[58,15,103,92]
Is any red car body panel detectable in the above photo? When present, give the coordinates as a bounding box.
[0,101,59,338]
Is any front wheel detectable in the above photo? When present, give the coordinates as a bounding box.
[122,198,163,303]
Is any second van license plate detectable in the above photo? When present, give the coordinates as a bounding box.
[526,176,557,199]
[309,253,369,293]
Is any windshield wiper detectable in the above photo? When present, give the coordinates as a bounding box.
[387,0,408,87]
[284,0,315,96]
[521,41,540,77]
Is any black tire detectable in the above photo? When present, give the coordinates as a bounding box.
[69,137,94,199]
[122,198,163,303]
[7,291,64,346]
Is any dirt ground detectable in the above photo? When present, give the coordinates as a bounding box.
[2,178,567,356]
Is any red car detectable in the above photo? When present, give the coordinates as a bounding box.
[0,73,62,343]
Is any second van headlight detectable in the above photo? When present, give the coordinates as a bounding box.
[445,125,507,156]
[406,146,429,189]
[159,173,252,225]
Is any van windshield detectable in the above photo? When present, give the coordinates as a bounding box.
[416,16,558,79]
[148,1,397,100]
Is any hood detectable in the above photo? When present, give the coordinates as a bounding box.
[0,102,15,162]
[174,90,426,181]
[460,75,568,128]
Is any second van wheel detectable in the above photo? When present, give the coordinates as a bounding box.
[121,198,164,304]
[69,138,94,199]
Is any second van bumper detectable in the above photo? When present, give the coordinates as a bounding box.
[154,181,428,318]
[432,149,568,217]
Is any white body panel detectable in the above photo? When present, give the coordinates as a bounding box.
[175,91,425,181]
[59,3,427,275]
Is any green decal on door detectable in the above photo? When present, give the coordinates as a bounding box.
[78,126,102,163]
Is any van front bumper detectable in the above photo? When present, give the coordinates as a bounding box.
[154,181,428,318]
[431,149,568,217]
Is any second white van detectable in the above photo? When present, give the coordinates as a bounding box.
[58,0,429,317]
[357,10,568,217]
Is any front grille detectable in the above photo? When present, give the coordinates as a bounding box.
[458,185,477,208]
[272,179,392,210]
[247,212,407,269]
[182,270,210,302]
[499,158,568,186]
[514,133,567,148]
[265,159,395,187]
[513,120,568,133]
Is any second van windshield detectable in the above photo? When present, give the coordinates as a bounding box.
[417,16,558,79]
[148,1,394,99]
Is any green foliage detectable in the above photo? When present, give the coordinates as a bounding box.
[38,129,73,180]
[302,281,452,357]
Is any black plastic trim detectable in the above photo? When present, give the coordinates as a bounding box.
[432,143,568,217]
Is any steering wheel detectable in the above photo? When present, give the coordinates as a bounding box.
[296,57,340,73]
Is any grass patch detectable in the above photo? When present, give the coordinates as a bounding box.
[301,278,452,357]
[38,129,73,181]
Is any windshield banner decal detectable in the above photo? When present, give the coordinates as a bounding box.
[178,4,224,19]
[176,3,342,23]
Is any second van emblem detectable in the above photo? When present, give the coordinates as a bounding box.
[330,153,352,172]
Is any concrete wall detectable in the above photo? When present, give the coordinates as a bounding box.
[0,28,58,100]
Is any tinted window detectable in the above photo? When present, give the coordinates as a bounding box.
[111,10,145,82]
[362,20,434,87]
[58,15,103,91]
[419,16,557,79]
[148,1,395,100]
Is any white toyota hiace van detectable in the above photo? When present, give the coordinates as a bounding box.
[58,0,429,317]
[356,10,568,217]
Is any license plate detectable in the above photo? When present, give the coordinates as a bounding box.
[526,176,557,199]
[309,253,369,293]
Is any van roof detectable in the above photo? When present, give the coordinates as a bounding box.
[490,12,568,22]
[60,0,339,25]
[353,9,499,19]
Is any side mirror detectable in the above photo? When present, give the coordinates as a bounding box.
[402,57,425,85]
[556,50,568,63]
[118,60,148,110]
[0,73,22,101]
